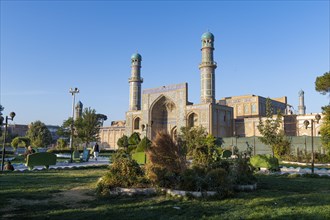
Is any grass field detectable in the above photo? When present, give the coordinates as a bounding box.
[1,167,330,219]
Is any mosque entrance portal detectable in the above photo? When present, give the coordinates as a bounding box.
[150,96,177,140]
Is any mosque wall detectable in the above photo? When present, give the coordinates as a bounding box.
[219,95,287,119]
[211,104,233,137]
[99,125,125,149]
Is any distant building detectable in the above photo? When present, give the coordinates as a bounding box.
[233,113,323,137]
[218,95,287,119]
[298,90,306,115]
[7,124,28,137]
[75,101,83,120]
[99,121,125,149]
[219,95,288,137]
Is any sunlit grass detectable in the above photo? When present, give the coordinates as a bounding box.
[1,168,330,219]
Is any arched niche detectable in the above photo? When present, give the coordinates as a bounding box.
[133,117,141,130]
[150,95,176,140]
[187,112,198,128]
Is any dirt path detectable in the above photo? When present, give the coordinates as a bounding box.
[1,186,96,218]
[52,186,96,208]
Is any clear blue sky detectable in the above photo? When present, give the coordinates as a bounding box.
[1,1,329,126]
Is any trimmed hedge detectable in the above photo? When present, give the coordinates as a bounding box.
[250,154,279,171]
[26,152,57,170]
[132,152,147,165]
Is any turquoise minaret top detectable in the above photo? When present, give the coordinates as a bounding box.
[131,53,142,60]
[201,32,214,40]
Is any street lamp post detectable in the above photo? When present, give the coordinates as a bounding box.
[1,112,16,171]
[69,88,79,163]
[304,113,321,174]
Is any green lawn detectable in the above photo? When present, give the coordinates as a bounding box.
[1,168,330,219]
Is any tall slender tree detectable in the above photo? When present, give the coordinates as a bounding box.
[257,98,289,157]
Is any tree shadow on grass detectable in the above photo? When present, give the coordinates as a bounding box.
[29,196,229,220]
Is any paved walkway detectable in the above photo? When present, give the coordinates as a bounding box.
[8,157,330,176]
[280,166,330,176]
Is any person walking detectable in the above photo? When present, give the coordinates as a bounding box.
[93,142,100,161]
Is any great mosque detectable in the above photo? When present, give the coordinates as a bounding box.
[99,32,323,149]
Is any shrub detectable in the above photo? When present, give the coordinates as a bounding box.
[314,152,330,163]
[11,137,30,150]
[146,132,186,188]
[273,138,291,159]
[209,160,231,173]
[111,149,128,161]
[132,152,147,165]
[110,157,144,184]
[135,137,151,153]
[96,157,148,195]
[178,127,221,168]
[179,166,207,191]
[205,168,230,192]
[179,166,232,198]
[250,154,279,171]
[230,157,256,185]
[222,150,232,159]
[282,151,316,163]
[56,139,68,150]
[117,135,129,150]
[127,132,141,153]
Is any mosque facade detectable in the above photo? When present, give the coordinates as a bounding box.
[100,32,233,148]
[125,32,233,141]
[99,32,323,150]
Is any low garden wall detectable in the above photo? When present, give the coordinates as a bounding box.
[109,184,258,198]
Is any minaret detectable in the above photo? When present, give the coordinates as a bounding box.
[199,32,217,104]
[129,53,143,111]
[298,90,306,115]
[75,101,83,120]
